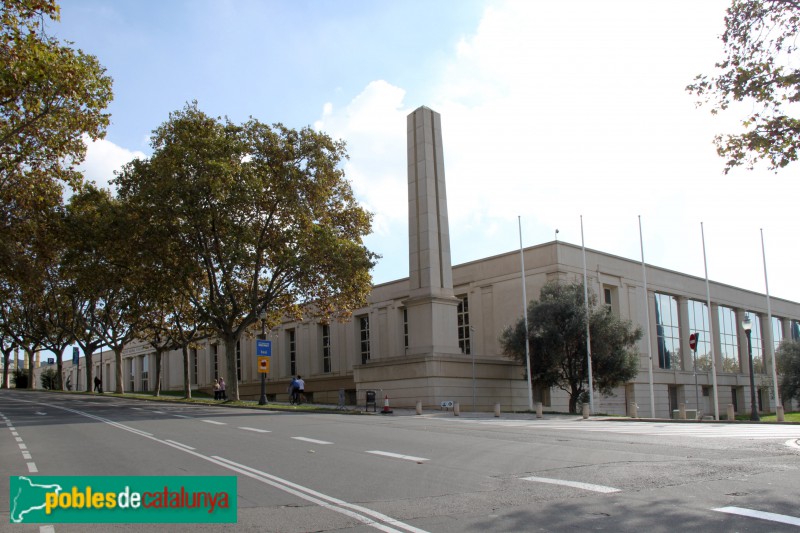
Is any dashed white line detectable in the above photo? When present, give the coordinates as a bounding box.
[18,443,27,450]
[239,427,271,433]
[22,451,32,460]
[201,419,226,425]
[27,462,38,473]
[172,414,191,419]
[713,506,800,526]
[521,476,620,493]
[39,525,55,533]
[365,451,429,462]
[15,436,23,442]
[165,439,195,450]
[292,437,333,445]
[153,410,166,414]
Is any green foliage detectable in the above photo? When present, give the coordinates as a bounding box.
[688,1,800,173]
[11,367,27,388]
[776,339,800,403]
[500,281,642,413]
[39,365,56,389]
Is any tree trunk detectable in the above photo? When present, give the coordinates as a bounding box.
[114,347,124,394]
[56,346,66,390]
[83,349,94,393]
[26,349,35,389]
[154,349,162,397]
[224,335,239,401]
[1,349,11,389]
[182,345,191,399]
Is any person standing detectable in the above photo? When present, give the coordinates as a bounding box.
[94,376,102,393]
[296,375,305,404]
[219,377,227,400]
[213,379,220,400]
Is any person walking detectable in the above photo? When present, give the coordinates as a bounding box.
[94,376,102,393]
[288,376,298,404]
[213,379,220,400]
[296,375,305,404]
[219,377,227,400]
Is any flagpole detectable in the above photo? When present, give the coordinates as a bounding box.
[761,229,781,418]
[519,216,534,411]
[639,216,656,418]
[701,222,720,420]
[581,216,594,414]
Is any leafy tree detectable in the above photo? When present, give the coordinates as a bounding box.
[40,365,56,389]
[11,367,27,388]
[776,339,800,403]
[0,0,113,266]
[115,103,377,400]
[500,281,642,414]
[688,1,800,173]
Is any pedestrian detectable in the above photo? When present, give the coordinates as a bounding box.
[288,376,298,404]
[94,376,102,393]
[66,375,72,391]
[213,379,220,400]
[219,377,227,400]
[296,375,305,404]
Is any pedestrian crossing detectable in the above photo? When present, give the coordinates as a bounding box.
[434,417,800,441]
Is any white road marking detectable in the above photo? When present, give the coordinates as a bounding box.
[22,451,32,459]
[366,451,429,462]
[785,439,800,450]
[15,436,23,442]
[201,419,226,425]
[18,443,27,450]
[521,476,621,493]
[153,410,166,414]
[239,427,271,433]
[12,431,18,436]
[35,412,46,415]
[172,414,191,419]
[165,439,195,450]
[39,526,55,533]
[292,437,333,445]
[27,462,38,473]
[713,506,800,527]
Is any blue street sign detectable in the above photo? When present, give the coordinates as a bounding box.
[256,339,272,357]
[72,347,79,365]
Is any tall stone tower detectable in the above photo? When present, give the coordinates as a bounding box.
[405,106,462,356]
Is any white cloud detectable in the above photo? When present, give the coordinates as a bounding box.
[79,135,146,192]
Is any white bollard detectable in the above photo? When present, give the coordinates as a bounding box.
[727,404,735,421]
[536,402,543,419]
[454,402,460,416]
[415,401,422,415]
[494,403,501,417]
[582,404,589,419]
[777,405,785,422]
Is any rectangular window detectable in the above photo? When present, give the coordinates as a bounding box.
[718,306,740,373]
[128,358,135,392]
[772,317,783,352]
[236,340,242,382]
[654,293,680,369]
[604,288,612,306]
[359,316,370,364]
[322,324,331,374]
[403,308,408,350]
[687,300,712,371]
[792,320,800,340]
[141,356,149,392]
[288,329,296,376]
[457,295,470,355]
[191,348,198,385]
[745,312,765,374]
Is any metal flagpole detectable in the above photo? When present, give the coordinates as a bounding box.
[639,216,656,418]
[761,229,780,416]
[701,222,720,420]
[519,216,534,411]
[581,216,594,413]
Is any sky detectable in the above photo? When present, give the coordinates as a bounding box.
[54,0,800,304]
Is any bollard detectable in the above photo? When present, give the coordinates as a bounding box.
[415,401,422,415]
[454,402,460,416]
[536,402,543,419]
[582,404,589,419]
[629,402,638,419]
[727,404,735,421]
[777,405,785,422]
[494,403,501,417]
[679,403,686,420]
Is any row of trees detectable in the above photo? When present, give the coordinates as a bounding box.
[501,281,800,414]
[1,1,376,400]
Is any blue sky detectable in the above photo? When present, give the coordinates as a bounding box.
[54,0,800,305]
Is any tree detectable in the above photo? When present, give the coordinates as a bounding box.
[0,0,113,266]
[689,1,800,173]
[500,281,642,414]
[776,339,800,403]
[115,103,377,401]
[40,365,56,389]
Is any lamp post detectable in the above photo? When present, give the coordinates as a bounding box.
[258,311,268,405]
[741,314,760,421]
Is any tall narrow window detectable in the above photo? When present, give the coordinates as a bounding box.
[359,316,370,364]
[322,324,331,373]
[402,308,408,350]
[792,320,800,340]
[288,329,296,376]
[236,340,242,382]
[772,317,783,352]
[191,348,198,385]
[457,295,470,355]
[128,358,135,392]
[687,300,712,371]
[746,313,764,374]
[212,344,218,378]
[654,293,680,369]
[718,306,740,373]
[141,356,149,392]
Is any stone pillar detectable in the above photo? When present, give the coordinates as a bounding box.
[405,106,461,357]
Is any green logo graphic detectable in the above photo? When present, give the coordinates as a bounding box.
[10,476,237,523]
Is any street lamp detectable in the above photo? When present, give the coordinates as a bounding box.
[741,314,760,422]
[258,311,268,405]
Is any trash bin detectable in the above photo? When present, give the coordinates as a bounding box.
[365,390,377,412]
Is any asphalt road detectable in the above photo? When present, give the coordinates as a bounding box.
[1,390,799,532]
